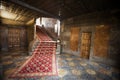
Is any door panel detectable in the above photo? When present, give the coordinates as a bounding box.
[8,28,27,50]
[93,26,110,58]
[0,27,27,51]
[20,28,27,48]
[8,28,20,48]
[80,32,91,59]
[70,27,80,51]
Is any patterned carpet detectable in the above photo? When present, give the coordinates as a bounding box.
[9,47,57,78]
[1,51,120,80]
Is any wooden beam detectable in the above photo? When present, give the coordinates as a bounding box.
[8,0,60,19]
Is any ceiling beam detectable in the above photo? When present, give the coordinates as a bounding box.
[1,17,26,24]
[8,0,60,19]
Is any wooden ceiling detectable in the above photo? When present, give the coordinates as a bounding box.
[0,0,120,25]
[11,0,120,19]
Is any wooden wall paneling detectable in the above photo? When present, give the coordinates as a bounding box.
[8,27,27,50]
[8,28,20,49]
[93,26,110,58]
[0,27,8,51]
[15,29,20,47]
[80,32,91,59]
[0,26,27,51]
[70,27,80,51]
[0,27,1,50]
[8,28,12,48]
[20,28,27,48]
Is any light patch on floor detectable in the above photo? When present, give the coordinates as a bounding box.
[80,62,87,66]
[86,69,96,75]
[66,58,73,61]
[72,69,82,75]
[58,69,68,77]
[68,62,75,67]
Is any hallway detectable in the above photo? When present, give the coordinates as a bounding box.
[1,51,120,80]
[0,0,120,80]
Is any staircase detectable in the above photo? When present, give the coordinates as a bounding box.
[38,26,58,40]
[29,26,57,55]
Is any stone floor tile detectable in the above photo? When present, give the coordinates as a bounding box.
[1,51,120,80]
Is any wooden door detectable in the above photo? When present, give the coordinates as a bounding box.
[70,27,80,51]
[8,28,27,50]
[8,28,20,49]
[0,27,27,51]
[80,32,91,59]
[93,26,110,58]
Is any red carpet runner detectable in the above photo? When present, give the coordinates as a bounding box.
[10,26,57,78]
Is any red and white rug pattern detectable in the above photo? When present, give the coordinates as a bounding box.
[9,26,57,78]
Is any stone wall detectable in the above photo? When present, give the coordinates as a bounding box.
[60,10,120,67]
[109,25,120,66]
[26,19,35,45]
[26,19,36,55]
[27,26,34,45]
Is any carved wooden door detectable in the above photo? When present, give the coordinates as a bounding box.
[80,32,91,59]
